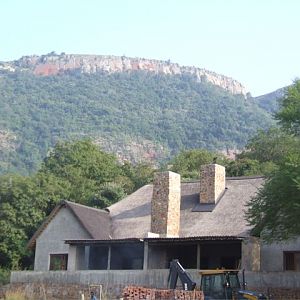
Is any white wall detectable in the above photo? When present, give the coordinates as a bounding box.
[34,207,91,271]
[261,237,300,271]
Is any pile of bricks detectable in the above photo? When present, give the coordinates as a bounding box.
[173,289,204,300]
[122,285,204,300]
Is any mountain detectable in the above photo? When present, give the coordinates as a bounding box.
[254,87,286,113]
[0,53,275,174]
[1,52,247,95]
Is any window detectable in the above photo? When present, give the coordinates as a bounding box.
[89,246,109,270]
[49,254,68,270]
[110,243,144,270]
[284,252,300,271]
[202,274,226,299]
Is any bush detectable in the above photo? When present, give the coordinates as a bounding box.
[0,268,10,285]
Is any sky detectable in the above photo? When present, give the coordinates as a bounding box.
[1,0,300,96]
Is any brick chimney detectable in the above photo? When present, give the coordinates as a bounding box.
[150,171,181,237]
[200,164,225,204]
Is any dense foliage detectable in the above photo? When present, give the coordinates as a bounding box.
[246,80,300,241]
[168,148,275,181]
[254,87,285,113]
[276,80,300,135]
[0,71,273,175]
[246,151,300,241]
[40,140,121,204]
[239,128,296,164]
[169,149,226,180]
[0,140,155,269]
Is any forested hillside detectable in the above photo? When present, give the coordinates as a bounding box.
[0,70,274,174]
[254,87,286,113]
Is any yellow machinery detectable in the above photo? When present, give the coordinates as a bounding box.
[199,269,268,300]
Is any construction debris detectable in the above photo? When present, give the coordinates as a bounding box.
[122,285,204,300]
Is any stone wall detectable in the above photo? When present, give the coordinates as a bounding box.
[9,270,300,299]
[199,164,225,204]
[3,282,300,300]
[10,270,172,299]
[3,283,300,300]
[150,171,181,237]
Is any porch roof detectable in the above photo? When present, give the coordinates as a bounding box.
[65,235,244,245]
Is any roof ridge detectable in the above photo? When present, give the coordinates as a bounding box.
[63,201,111,239]
[181,175,265,183]
[107,184,153,210]
[64,200,109,213]
[226,175,265,180]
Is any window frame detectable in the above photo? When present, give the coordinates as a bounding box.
[49,253,68,271]
[283,251,300,271]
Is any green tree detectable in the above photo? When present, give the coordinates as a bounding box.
[238,128,296,164]
[276,80,300,135]
[246,149,300,241]
[89,182,126,208]
[41,140,120,183]
[0,139,159,270]
[225,158,261,177]
[0,140,132,269]
[39,140,122,205]
[0,171,74,269]
[170,149,226,180]
[246,80,300,241]
[0,175,48,269]
[121,162,155,191]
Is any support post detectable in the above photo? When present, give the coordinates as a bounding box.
[107,245,111,270]
[68,245,77,271]
[197,243,201,269]
[85,246,90,270]
[143,241,148,270]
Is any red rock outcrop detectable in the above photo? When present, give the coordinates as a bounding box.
[5,53,247,95]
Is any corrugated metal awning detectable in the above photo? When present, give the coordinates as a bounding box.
[65,235,244,245]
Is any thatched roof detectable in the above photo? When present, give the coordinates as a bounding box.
[28,200,110,249]
[29,176,264,248]
[108,177,264,239]
[66,201,111,239]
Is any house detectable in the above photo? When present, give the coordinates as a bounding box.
[27,163,300,275]
[28,198,111,271]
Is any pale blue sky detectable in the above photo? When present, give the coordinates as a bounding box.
[1,0,299,96]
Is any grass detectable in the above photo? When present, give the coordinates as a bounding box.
[4,290,27,300]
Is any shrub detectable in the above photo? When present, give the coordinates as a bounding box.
[0,268,10,285]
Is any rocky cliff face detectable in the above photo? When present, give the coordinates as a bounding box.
[94,136,168,166]
[2,53,247,95]
[0,130,16,151]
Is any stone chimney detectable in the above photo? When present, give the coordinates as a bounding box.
[150,171,181,237]
[200,164,225,204]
